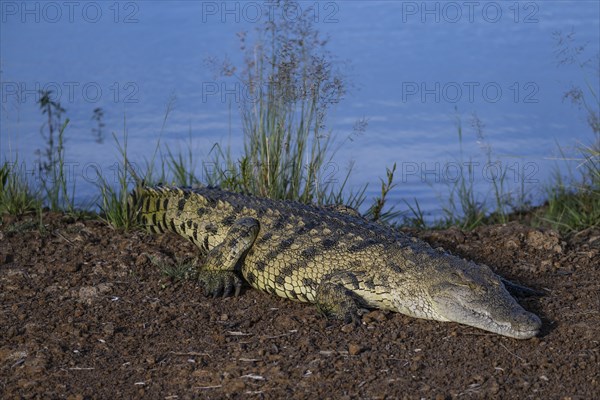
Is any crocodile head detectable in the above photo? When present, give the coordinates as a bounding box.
[424,260,542,339]
[390,257,542,339]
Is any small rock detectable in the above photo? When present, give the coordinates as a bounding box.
[62,262,81,273]
[486,377,500,394]
[18,379,37,389]
[526,230,561,252]
[227,379,246,392]
[540,259,553,271]
[526,230,546,250]
[78,286,98,303]
[97,283,113,294]
[410,362,422,372]
[504,239,520,250]
[348,343,362,355]
[103,322,115,336]
[447,227,466,244]
[363,310,387,324]
[135,254,148,267]
[24,323,38,334]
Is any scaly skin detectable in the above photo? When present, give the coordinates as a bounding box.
[129,185,542,339]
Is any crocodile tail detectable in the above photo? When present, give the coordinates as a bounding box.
[128,185,186,234]
[126,184,146,226]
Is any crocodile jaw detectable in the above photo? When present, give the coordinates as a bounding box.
[429,283,542,339]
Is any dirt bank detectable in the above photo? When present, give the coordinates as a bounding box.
[1,212,598,399]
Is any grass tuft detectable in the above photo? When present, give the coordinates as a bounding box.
[205,2,365,206]
[439,112,487,230]
[36,90,75,212]
[94,127,137,230]
[540,30,600,233]
[541,141,600,233]
[149,254,199,282]
[0,160,42,217]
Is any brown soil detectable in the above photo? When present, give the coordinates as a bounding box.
[1,212,598,399]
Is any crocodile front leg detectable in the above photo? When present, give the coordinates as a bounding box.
[197,217,260,298]
[315,271,366,324]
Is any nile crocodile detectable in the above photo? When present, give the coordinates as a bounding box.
[129,185,542,339]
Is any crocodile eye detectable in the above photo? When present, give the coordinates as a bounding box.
[450,272,480,290]
[450,276,470,288]
[490,278,501,286]
[450,271,465,281]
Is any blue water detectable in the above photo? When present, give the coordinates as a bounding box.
[1,1,599,219]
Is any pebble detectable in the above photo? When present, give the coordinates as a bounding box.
[62,262,81,273]
[103,322,115,336]
[348,343,362,356]
[78,286,98,303]
[227,379,246,392]
[363,310,387,324]
[135,254,147,267]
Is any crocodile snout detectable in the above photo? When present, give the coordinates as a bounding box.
[510,309,542,339]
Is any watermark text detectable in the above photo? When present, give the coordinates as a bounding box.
[200,1,339,23]
[1,1,139,23]
[400,1,539,23]
[1,81,139,104]
[401,81,539,104]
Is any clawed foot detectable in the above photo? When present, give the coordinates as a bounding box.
[341,308,363,326]
[315,276,365,326]
[197,271,243,298]
[316,297,363,326]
